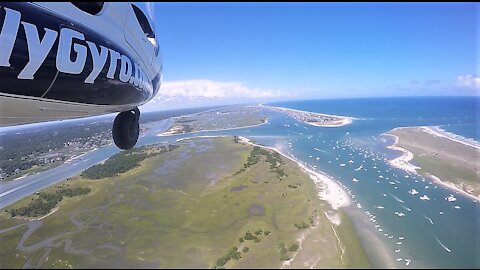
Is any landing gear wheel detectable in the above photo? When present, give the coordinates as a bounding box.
[112,108,140,150]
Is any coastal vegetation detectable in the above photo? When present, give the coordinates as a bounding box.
[234,146,287,180]
[278,242,291,261]
[214,228,272,268]
[215,247,242,268]
[81,144,179,179]
[262,105,351,127]
[277,242,300,261]
[288,243,299,252]
[386,127,480,198]
[0,121,111,180]
[8,187,91,218]
[0,107,216,182]
[160,106,268,136]
[176,119,195,123]
[0,137,369,268]
[294,221,310,230]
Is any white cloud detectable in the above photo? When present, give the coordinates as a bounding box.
[155,80,292,99]
[142,80,294,111]
[456,74,480,89]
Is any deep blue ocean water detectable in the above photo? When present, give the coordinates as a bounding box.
[271,96,479,141]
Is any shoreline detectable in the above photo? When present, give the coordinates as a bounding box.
[233,136,359,268]
[8,149,93,183]
[175,134,355,268]
[423,173,478,202]
[237,136,351,210]
[157,118,269,137]
[420,126,480,150]
[307,117,353,128]
[176,134,351,211]
[383,133,420,174]
[0,134,361,269]
[383,128,479,202]
[260,104,355,127]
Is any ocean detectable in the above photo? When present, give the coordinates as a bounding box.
[270,96,479,141]
[2,96,478,268]
[205,96,479,268]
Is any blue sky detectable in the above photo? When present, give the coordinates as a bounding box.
[144,2,478,109]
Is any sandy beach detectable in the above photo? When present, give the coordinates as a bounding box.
[383,133,421,174]
[260,105,354,127]
[169,135,363,269]
[386,134,478,201]
[308,117,353,128]
[238,136,351,210]
[233,136,365,269]
[423,173,479,202]
[384,126,480,201]
[420,126,480,150]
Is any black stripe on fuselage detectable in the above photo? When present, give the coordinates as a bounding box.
[0,3,158,106]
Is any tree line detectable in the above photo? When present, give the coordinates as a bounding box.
[234,145,287,179]
[8,187,91,218]
[81,144,179,179]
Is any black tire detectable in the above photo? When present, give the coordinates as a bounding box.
[112,108,140,150]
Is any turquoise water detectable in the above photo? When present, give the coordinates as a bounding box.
[2,97,478,268]
[194,97,479,268]
[270,96,479,141]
